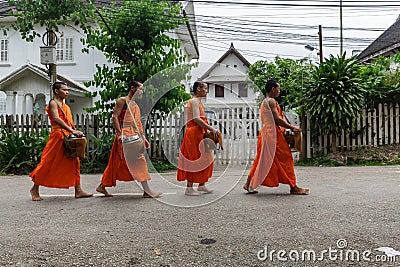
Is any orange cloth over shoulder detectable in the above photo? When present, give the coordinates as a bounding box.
[101,100,150,186]
[177,99,214,183]
[248,99,296,188]
[29,102,80,188]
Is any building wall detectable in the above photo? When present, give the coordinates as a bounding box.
[2,77,49,115]
[0,23,103,115]
[202,53,258,107]
[0,23,111,82]
[0,16,197,115]
[212,56,248,76]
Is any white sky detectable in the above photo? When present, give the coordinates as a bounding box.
[192,0,400,64]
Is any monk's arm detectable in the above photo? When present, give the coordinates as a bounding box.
[112,98,125,137]
[48,100,81,135]
[135,106,150,148]
[191,99,219,134]
[265,99,301,132]
[135,106,145,135]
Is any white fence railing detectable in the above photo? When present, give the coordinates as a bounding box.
[1,103,399,163]
[305,103,400,157]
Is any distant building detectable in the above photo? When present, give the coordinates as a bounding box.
[0,1,198,115]
[198,43,258,108]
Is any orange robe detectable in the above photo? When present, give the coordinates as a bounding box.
[101,101,150,186]
[248,99,296,188]
[177,99,214,183]
[30,102,80,188]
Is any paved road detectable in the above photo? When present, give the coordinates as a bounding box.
[0,165,399,266]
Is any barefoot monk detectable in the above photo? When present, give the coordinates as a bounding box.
[244,79,309,195]
[29,82,93,201]
[96,81,161,198]
[177,81,220,196]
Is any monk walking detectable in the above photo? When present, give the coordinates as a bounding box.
[244,79,309,195]
[29,82,93,201]
[96,81,161,198]
[177,81,220,196]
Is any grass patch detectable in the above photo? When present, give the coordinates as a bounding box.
[296,157,343,167]
[296,144,400,167]
[148,160,177,173]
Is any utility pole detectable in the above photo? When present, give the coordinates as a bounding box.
[339,0,343,55]
[318,25,323,64]
[40,29,58,99]
[49,30,57,97]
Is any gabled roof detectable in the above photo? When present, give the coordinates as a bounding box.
[0,63,90,94]
[198,43,251,81]
[357,16,400,63]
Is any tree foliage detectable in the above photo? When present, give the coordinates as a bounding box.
[83,0,192,116]
[247,56,314,109]
[4,0,192,117]
[248,52,400,153]
[359,54,400,106]
[303,53,366,151]
[4,0,94,41]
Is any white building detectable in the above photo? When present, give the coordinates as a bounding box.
[0,1,199,116]
[198,43,258,108]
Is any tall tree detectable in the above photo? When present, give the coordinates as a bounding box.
[247,57,314,110]
[4,0,94,41]
[83,0,192,116]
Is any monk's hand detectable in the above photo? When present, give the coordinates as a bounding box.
[72,130,84,137]
[212,128,220,139]
[118,134,123,142]
[291,126,302,133]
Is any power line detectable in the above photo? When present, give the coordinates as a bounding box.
[192,0,400,8]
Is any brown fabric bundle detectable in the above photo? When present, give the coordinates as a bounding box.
[63,134,87,159]
[203,131,223,152]
[284,131,302,152]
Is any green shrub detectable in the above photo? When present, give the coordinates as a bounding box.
[148,160,177,173]
[80,133,115,174]
[0,128,49,174]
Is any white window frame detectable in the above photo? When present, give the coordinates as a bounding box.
[215,84,224,98]
[56,37,73,62]
[238,83,248,97]
[0,39,9,63]
[0,91,6,114]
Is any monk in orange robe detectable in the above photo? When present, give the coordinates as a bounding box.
[244,79,309,195]
[29,82,93,201]
[177,81,221,196]
[96,81,161,198]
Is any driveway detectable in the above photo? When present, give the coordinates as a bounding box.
[0,165,399,266]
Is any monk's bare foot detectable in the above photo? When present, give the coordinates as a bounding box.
[143,190,162,198]
[75,191,93,198]
[290,186,309,195]
[96,185,113,197]
[185,188,203,196]
[30,187,43,201]
[243,184,258,194]
[197,186,214,194]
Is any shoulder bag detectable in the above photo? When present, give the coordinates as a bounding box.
[121,98,145,161]
[55,101,87,159]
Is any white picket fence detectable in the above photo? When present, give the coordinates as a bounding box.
[145,106,261,165]
[305,103,400,156]
[1,102,399,163]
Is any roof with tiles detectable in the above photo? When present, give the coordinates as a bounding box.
[357,16,400,63]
